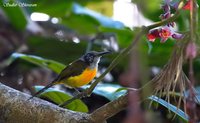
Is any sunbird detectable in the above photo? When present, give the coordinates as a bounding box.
[28,51,110,100]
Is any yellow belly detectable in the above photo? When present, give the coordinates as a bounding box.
[64,68,97,87]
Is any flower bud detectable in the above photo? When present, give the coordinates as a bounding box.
[172,33,184,39]
[162,4,170,13]
[186,42,197,59]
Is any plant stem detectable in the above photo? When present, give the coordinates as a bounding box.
[187,0,198,122]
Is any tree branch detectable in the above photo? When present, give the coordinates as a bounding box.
[0,81,128,123]
[0,83,93,123]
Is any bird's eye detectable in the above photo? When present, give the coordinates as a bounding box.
[84,53,94,63]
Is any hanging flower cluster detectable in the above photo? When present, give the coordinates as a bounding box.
[146,0,189,43]
[147,26,183,43]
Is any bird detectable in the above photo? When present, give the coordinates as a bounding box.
[28,51,111,100]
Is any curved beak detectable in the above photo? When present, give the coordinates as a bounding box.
[96,51,111,56]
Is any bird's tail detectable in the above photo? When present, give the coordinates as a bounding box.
[28,82,55,100]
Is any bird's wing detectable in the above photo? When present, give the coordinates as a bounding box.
[53,60,88,83]
[28,60,87,100]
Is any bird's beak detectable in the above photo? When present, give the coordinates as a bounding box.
[96,51,111,56]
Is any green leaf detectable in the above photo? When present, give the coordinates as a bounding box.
[1,1,27,30]
[86,1,113,17]
[62,13,100,34]
[82,83,127,101]
[149,95,188,122]
[61,3,125,34]
[34,86,88,112]
[27,36,87,64]
[10,53,65,74]
[114,87,128,93]
[32,0,72,17]
[133,0,162,22]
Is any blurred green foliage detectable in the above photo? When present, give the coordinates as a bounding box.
[0,0,178,67]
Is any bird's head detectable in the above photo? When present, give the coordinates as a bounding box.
[81,51,111,67]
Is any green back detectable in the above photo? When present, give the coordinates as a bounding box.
[53,60,89,83]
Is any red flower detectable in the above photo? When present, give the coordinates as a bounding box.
[183,0,191,10]
[159,28,171,38]
[147,26,183,43]
[147,34,156,42]
[147,29,160,42]
[159,27,172,42]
